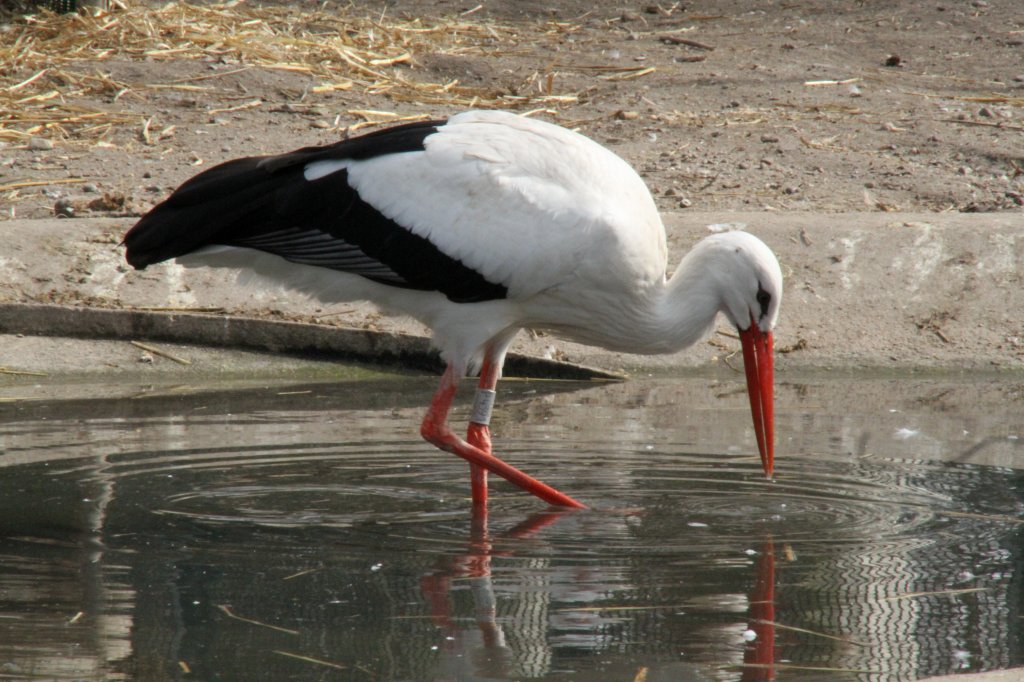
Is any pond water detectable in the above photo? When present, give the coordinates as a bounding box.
[0,371,1021,681]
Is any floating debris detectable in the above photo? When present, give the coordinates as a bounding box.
[216,604,299,635]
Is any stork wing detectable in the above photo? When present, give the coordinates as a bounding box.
[123,112,665,304]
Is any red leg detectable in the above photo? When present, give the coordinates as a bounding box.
[421,364,586,509]
[465,354,500,507]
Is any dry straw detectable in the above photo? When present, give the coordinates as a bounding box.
[1,0,581,145]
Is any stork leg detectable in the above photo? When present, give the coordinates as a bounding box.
[465,352,500,507]
[421,365,586,509]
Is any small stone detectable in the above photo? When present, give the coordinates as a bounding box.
[28,137,54,151]
[82,183,99,193]
[54,198,75,218]
[884,54,902,67]
[978,106,995,118]
[678,197,692,208]
[760,134,779,143]
[311,120,331,129]
[615,110,640,120]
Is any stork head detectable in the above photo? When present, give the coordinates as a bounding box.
[711,231,783,479]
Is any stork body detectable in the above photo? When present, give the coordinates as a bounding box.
[124,111,782,509]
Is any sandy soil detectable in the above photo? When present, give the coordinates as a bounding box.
[2,0,1022,221]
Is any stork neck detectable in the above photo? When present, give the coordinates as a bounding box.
[529,241,726,355]
[651,258,722,353]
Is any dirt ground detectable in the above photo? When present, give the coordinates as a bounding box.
[1,1,1023,376]
[1,0,1023,221]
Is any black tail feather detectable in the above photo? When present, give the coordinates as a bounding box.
[122,118,442,270]
[123,156,278,269]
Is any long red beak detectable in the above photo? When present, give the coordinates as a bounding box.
[739,319,774,478]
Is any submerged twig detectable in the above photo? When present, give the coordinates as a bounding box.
[216,604,299,635]
[282,567,322,580]
[943,510,1024,525]
[884,587,990,601]
[754,619,870,647]
[725,663,881,674]
[272,650,346,670]
[557,603,693,613]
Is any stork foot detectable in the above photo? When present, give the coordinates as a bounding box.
[421,422,584,510]
[421,364,586,510]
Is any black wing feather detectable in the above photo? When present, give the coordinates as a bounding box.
[123,118,508,303]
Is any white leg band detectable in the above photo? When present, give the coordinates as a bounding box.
[470,389,497,426]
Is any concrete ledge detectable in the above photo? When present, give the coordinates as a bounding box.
[0,302,621,380]
[1,212,1023,372]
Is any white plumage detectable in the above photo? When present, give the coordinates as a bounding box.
[124,110,783,510]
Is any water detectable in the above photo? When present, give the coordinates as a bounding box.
[0,372,1021,680]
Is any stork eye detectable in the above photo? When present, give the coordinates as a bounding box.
[756,286,771,317]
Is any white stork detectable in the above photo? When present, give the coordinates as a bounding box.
[123,110,782,510]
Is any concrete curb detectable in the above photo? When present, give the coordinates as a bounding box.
[0,302,621,380]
